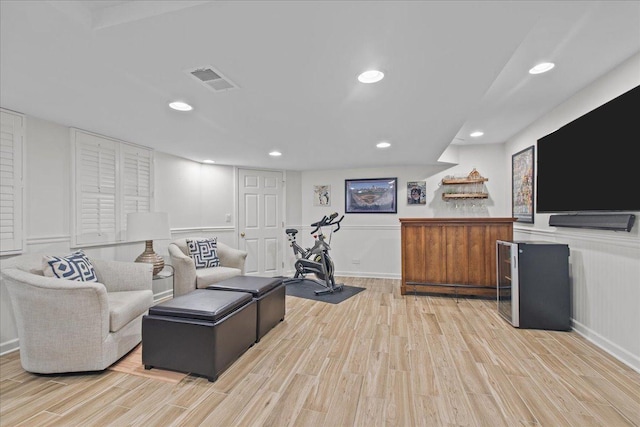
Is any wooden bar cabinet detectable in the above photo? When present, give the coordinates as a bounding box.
[400,217,516,297]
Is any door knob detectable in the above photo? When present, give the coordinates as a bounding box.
[240,232,245,237]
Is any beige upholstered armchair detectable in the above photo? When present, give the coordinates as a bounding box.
[168,238,247,297]
[0,253,153,374]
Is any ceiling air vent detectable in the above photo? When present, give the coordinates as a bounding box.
[186,65,238,92]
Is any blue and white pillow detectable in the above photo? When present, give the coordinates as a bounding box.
[43,250,98,282]
[186,238,220,269]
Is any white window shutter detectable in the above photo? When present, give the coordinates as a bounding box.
[0,109,24,254]
[72,129,154,247]
[120,143,153,241]
[73,130,119,245]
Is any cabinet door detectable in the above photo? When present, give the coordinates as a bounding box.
[402,225,426,283]
[468,224,514,286]
[445,225,468,284]
[424,225,447,284]
[402,224,447,284]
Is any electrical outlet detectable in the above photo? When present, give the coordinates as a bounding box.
[352,259,360,264]
[225,213,231,222]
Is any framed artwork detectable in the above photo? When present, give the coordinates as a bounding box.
[313,185,331,206]
[407,181,426,205]
[512,145,535,223]
[345,178,397,213]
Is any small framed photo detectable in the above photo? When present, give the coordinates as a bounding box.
[313,185,331,206]
[345,178,397,213]
[407,181,426,205]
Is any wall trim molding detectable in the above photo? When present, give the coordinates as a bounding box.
[23,227,240,245]
[292,224,401,232]
[0,338,19,357]
[0,289,176,357]
[153,289,173,303]
[26,235,71,245]
[283,270,400,280]
[514,226,640,250]
[572,319,639,374]
[336,271,401,279]
[170,226,235,234]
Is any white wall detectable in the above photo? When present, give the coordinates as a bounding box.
[0,118,238,354]
[294,148,509,278]
[1,55,638,372]
[506,53,640,371]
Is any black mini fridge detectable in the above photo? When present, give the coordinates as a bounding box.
[496,241,570,331]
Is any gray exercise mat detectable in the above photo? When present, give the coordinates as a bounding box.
[284,279,365,304]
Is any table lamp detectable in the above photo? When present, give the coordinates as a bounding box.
[127,212,171,276]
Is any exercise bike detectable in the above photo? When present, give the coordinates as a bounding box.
[285,212,344,295]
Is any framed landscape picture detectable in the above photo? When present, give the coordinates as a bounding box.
[512,145,534,223]
[345,178,397,213]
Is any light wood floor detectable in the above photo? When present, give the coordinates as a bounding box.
[1,277,638,426]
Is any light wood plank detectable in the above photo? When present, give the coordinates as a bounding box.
[1,277,638,427]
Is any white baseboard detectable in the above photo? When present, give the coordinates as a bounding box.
[572,319,640,373]
[2,290,174,356]
[0,338,19,356]
[282,270,401,280]
[153,289,173,303]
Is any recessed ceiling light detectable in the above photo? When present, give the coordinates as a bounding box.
[376,141,391,148]
[168,101,193,111]
[358,70,385,84]
[529,62,555,75]
[203,159,215,164]
[470,131,484,137]
[269,151,282,157]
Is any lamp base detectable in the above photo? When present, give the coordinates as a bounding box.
[135,240,165,276]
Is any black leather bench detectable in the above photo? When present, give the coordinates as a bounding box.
[142,289,257,382]
[206,276,285,342]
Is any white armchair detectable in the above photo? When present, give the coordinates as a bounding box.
[0,253,153,374]
[168,238,248,297]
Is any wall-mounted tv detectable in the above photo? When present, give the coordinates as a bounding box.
[536,85,640,213]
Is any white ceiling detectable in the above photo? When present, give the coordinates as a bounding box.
[1,1,639,171]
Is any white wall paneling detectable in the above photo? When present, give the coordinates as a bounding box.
[515,227,640,371]
[1,121,240,355]
[1,54,639,372]
[71,128,154,247]
[507,53,640,372]
[0,109,24,254]
[154,152,236,232]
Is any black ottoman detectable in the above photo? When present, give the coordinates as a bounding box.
[142,289,257,382]
[206,276,285,342]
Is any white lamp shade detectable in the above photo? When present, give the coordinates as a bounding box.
[127,212,171,241]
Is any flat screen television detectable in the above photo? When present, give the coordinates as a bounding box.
[536,84,640,213]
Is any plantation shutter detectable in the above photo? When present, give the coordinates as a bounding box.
[120,143,153,241]
[0,109,24,254]
[72,129,154,246]
[73,130,119,245]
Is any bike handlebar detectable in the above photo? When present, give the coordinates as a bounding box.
[309,213,344,234]
[333,215,344,232]
[310,215,328,234]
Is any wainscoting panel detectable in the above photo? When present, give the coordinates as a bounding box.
[514,227,640,371]
[0,228,238,355]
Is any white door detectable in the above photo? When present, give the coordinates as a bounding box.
[238,169,283,277]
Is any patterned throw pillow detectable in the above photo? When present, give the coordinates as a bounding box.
[42,250,98,282]
[186,238,221,269]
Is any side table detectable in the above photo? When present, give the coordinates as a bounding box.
[153,265,175,298]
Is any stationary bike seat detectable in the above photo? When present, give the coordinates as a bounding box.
[285,228,298,236]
